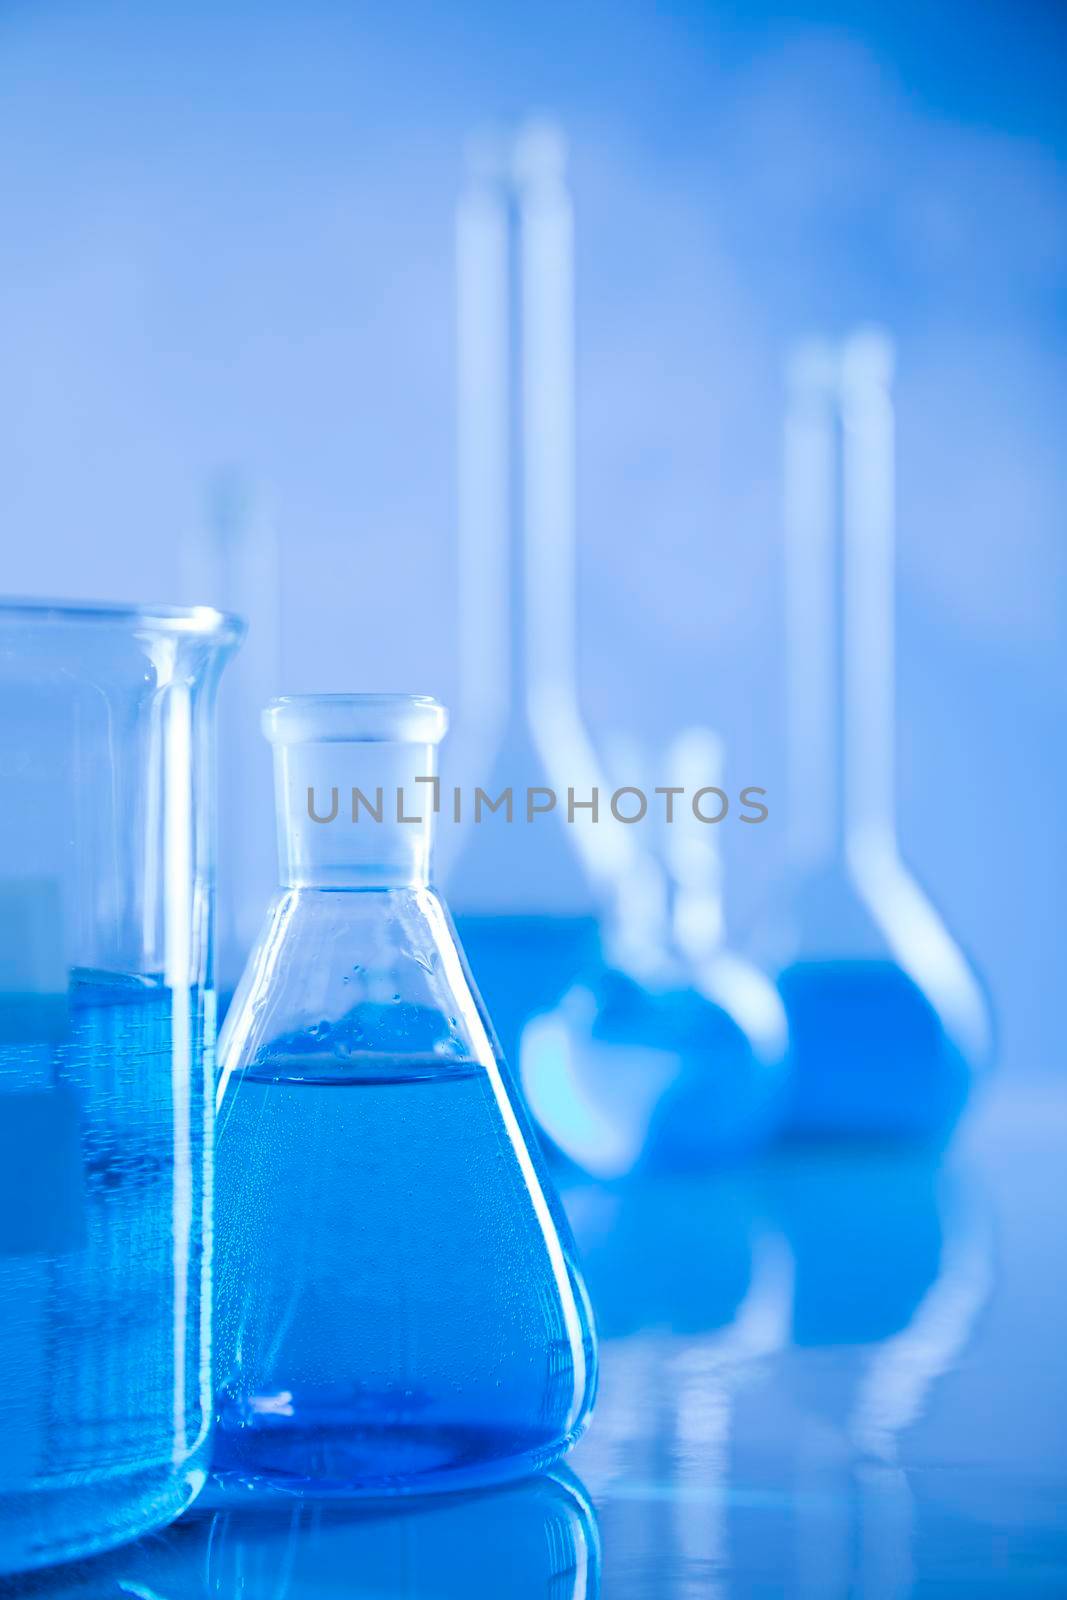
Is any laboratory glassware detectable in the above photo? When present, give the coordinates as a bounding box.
[181,469,283,1005]
[763,330,992,1138]
[0,598,242,1573]
[447,122,601,1061]
[212,694,597,1495]
[520,729,789,1179]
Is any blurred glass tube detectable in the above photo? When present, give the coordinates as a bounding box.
[447,120,640,909]
[520,729,788,1180]
[454,132,511,799]
[783,339,838,875]
[764,330,992,1139]
[665,730,788,1077]
[514,121,635,899]
[447,120,630,1062]
[181,470,282,999]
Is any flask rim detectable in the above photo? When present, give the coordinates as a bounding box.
[263,693,448,746]
[0,596,245,644]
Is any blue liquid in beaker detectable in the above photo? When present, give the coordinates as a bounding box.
[0,971,211,1571]
[214,1051,595,1494]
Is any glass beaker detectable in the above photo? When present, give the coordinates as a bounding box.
[761,331,992,1138]
[213,694,597,1495]
[0,599,242,1573]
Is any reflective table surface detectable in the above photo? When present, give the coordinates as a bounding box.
[4,1077,1065,1598]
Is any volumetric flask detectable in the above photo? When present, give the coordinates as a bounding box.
[761,331,992,1139]
[0,599,242,1572]
[447,122,599,1063]
[213,694,597,1495]
[520,730,788,1179]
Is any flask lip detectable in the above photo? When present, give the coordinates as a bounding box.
[263,694,448,747]
[0,596,244,644]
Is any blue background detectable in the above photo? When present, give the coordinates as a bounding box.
[2,0,1063,1078]
[2,6,1066,1594]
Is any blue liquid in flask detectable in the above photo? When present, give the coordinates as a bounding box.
[213,695,597,1495]
[522,958,787,1180]
[777,960,972,1140]
[520,731,789,1180]
[0,970,212,1572]
[762,332,992,1140]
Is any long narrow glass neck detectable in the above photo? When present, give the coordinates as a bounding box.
[272,740,438,889]
[455,133,580,753]
[841,336,897,861]
[507,183,532,728]
[785,335,897,872]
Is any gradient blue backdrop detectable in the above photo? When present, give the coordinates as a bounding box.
[1,0,1063,1079]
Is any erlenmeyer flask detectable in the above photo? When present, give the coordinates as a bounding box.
[519,731,788,1179]
[763,330,992,1138]
[213,695,597,1495]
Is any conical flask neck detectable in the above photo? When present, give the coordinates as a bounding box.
[264,696,447,890]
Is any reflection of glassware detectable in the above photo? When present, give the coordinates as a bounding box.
[6,1468,599,1600]
[762,330,992,1139]
[199,1470,600,1599]
[761,1146,991,1595]
[567,1171,791,1583]
[213,695,597,1495]
[565,1167,771,1340]
[446,122,602,1063]
[520,730,788,1179]
[0,600,241,1572]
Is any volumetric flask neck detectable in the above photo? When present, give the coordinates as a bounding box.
[786,334,896,885]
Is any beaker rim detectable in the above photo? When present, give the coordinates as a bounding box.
[0,596,245,642]
[264,693,448,745]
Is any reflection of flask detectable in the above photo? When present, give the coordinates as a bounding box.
[446,122,603,1063]
[762,331,992,1140]
[21,1468,600,1600]
[213,695,596,1495]
[519,731,788,1179]
[567,1171,791,1585]
[760,1148,990,1596]
[201,1470,600,1600]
